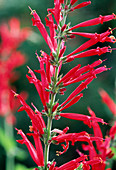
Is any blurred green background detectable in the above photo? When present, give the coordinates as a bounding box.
[0,0,116,169]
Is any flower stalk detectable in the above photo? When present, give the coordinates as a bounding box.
[44,16,67,167]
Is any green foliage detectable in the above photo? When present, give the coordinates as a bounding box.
[15,164,33,170]
[0,128,16,153]
[0,128,27,160]
[111,146,116,160]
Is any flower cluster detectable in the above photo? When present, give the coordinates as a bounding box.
[0,18,30,124]
[14,0,116,170]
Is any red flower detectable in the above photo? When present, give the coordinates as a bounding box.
[70,0,78,5]
[60,112,107,128]
[0,18,30,124]
[29,7,55,52]
[99,89,116,116]
[60,77,94,108]
[109,121,116,139]
[66,28,115,58]
[26,67,47,106]
[82,107,115,169]
[0,18,30,56]
[66,46,110,62]
[45,13,57,50]
[56,155,87,170]
[12,91,46,135]
[16,128,44,167]
[70,14,116,30]
[71,1,91,12]
[60,93,83,111]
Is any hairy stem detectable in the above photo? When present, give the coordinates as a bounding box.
[44,6,68,169]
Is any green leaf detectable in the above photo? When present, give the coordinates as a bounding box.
[111,146,116,160]
[0,128,16,153]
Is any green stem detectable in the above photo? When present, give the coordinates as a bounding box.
[4,117,15,170]
[44,55,60,170]
[44,8,68,168]
[44,117,52,170]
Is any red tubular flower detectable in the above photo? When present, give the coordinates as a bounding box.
[60,93,83,111]
[26,67,47,106]
[83,157,103,170]
[60,112,107,128]
[29,7,55,52]
[54,0,61,25]
[66,46,110,61]
[13,0,116,168]
[60,77,94,107]
[70,14,116,30]
[71,1,91,11]
[82,143,97,160]
[16,128,44,167]
[40,50,54,84]
[28,132,44,166]
[31,103,46,129]
[35,55,50,103]
[45,13,57,50]
[52,131,102,147]
[59,46,66,58]
[0,18,30,56]
[99,89,116,115]
[109,121,116,139]
[56,155,87,170]
[66,29,115,58]
[57,64,81,85]
[12,91,45,134]
[70,0,78,5]
[62,65,107,87]
[87,107,103,150]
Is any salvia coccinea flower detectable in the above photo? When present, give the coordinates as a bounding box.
[16,128,44,167]
[99,89,116,116]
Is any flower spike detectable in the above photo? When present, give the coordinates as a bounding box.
[13,1,116,169]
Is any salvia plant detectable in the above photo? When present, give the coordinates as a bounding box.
[12,0,116,170]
